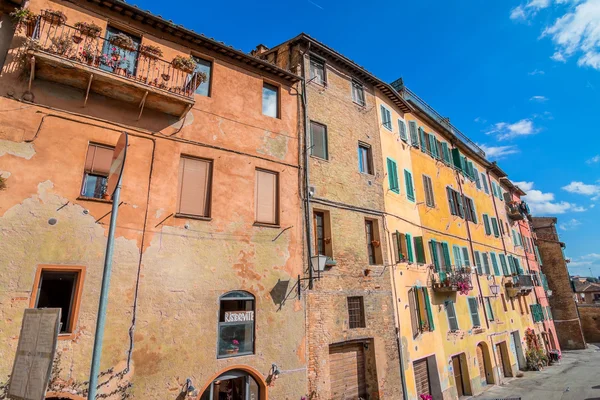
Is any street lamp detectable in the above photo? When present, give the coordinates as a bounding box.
[489,283,500,297]
[311,254,328,272]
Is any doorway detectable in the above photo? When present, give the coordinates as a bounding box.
[329,342,367,400]
[496,342,513,378]
[476,343,493,385]
[200,370,260,400]
[511,331,525,370]
[451,354,471,397]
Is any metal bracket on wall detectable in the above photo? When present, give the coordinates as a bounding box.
[137,91,148,121]
[28,56,35,92]
[84,74,94,107]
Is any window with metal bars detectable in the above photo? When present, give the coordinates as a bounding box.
[347,296,366,329]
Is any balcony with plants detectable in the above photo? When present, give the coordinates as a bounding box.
[504,274,534,297]
[14,9,206,118]
[431,265,473,294]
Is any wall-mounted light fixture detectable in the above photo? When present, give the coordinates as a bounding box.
[489,284,500,297]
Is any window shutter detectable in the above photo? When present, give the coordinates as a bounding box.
[446,301,459,331]
[85,144,113,175]
[387,158,399,193]
[409,288,419,336]
[455,193,464,218]
[499,254,509,276]
[468,297,481,327]
[490,253,500,276]
[447,187,457,215]
[474,251,482,274]
[419,127,427,152]
[255,169,278,224]
[414,236,426,264]
[482,253,491,275]
[406,233,414,262]
[451,148,462,170]
[399,120,408,141]
[453,245,462,267]
[423,288,435,331]
[485,298,495,321]
[481,172,489,194]
[409,121,419,147]
[514,257,523,274]
[491,217,499,237]
[405,170,415,201]
[483,214,491,235]
[474,167,481,189]
[429,240,440,271]
[462,247,471,267]
[441,242,451,271]
[442,142,450,164]
[178,157,212,217]
[428,134,438,158]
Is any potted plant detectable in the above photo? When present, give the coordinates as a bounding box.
[171,55,196,73]
[79,42,98,65]
[139,44,163,59]
[41,9,66,26]
[226,339,240,354]
[10,7,37,37]
[74,21,102,37]
[371,240,381,248]
[50,35,73,56]
[109,32,135,51]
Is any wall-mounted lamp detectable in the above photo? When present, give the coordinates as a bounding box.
[310,255,328,272]
[489,284,500,297]
[266,363,281,386]
[547,290,553,296]
[184,378,195,395]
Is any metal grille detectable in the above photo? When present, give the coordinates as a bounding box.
[347,297,366,329]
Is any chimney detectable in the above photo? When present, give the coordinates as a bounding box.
[250,44,270,56]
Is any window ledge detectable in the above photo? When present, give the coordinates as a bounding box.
[217,352,255,360]
[58,333,77,340]
[253,222,281,229]
[76,196,112,204]
[353,101,366,108]
[310,155,330,163]
[174,213,212,222]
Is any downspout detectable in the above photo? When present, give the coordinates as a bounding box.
[383,216,408,400]
[454,154,489,330]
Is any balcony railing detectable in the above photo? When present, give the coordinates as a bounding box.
[26,16,200,115]
[506,201,525,221]
[505,274,534,297]
[432,266,473,293]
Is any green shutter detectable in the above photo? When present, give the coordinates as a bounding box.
[446,301,459,331]
[508,255,516,274]
[462,247,471,267]
[451,148,462,170]
[441,242,452,271]
[541,273,549,291]
[514,257,524,274]
[490,252,500,276]
[491,217,499,237]
[482,253,491,274]
[419,127,427,153]
[399,120,407,142]
[409,121,419,147]
[485,298,494,321]
[406,233,414,263]
[453,245,462,267]
[474,167,481,189]
[423,288,435,331]
[535,246,543,265]
[468,297,481,327]
[447,187,457,215]
[414,236,426,264]
[442,142,450,164]
[430,240,440,272]
[387,158,399,193]
[460,156,467,174]
[405,170,415,201]
[428,134,437,158]
[499,254,509,276]
[547,306,553,320]
[455,193,464,218]
[483,214,491,235]
[474,251,482,274]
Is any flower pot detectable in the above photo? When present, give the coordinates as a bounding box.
[72,35,83,44]
[41,10,66,26]
[102,193,111,200]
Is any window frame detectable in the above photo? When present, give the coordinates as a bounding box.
[358,142,373,175]
[254,168,280,226]
[262,81,280,118]
[30,265,86,339]
[351,78,366,106]
[380,104,393,131]
[191,55,213,97]
[313,209,332,257]
[467,296,481,328]
[398,119,408,142]
[423,174,435,208]
[387,157,400,194]
[217,291,255,359]
[365,218,381,265]
[446,300,459,332]
[404,169,415,202]
[309,121,329,160]
[309,55,327,86]
[176,155,213,219]
[347,296,366,329]
[80,142,114,200]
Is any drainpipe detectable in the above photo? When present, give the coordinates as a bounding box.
[454,152,489,330]
[383,216,408,400]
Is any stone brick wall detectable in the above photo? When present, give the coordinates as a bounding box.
[532,217,586,350]
[577,305,600,343]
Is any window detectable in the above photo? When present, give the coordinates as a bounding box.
[419,127,428,154]
[447,187,464,218]
[380,105,392,131]
[81,143,113,199]
[398,120,408,142]
[218,291,255,358]
[405,170,415,201]
[423,175,435,207]
[387,158,400,193]
[441,142,451,164]
[474,167,481,189]
[177,156,212,218]
[409,287,434,336]
[468,297,481,327]
[255,169,278,225]
[463,196,477,223]
[453,245,463,267]
[193,56,212,96]
[310,121,328,160]
[347,296,366,328]
[517,296,524,314]
[482,214,491,235]
[490,252,500,276]
[484,297,494,321]
[414,359,431,397]
[414,236,426,264]
[446,300,459,331]
[262,82,279,118]
[474,251,483,274]
[313,210,332,257]
[309,56,326,85]
[482,252,491,275]
[491,217,500,237]
[430,240,451,272]
[365,219,381,265]
[392,231,408,263]
[31,266,85,335]
[351,79,365,106]
[101,26,140,76]
[408,121,419,147]
[358,143,373,174]
[462,247,471,267]
[481,172,489,194]
[200,370,260,400]
[510,296,515,311]
[406,233,414,262]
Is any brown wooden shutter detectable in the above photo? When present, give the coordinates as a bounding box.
[255,169,278,224]
[476,345,486,380]
[329,343,366,400]
[408,288,419,337]
[414,358,430,395]
[85,144,113,175]
[177,157,211,217]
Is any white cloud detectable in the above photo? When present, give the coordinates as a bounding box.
[559,218,582,230]
[542,0,600,70]
[510,5,527,20]
[528,69,546,75]
[478,144,520,159]
[515,181,586,214]
[486,119,538,140]
[570,260,593,266]
[562,181,600,200]
[511,0,554,20]
[587,155,600,164]
[474,117,487,123]
[530,95,549,102]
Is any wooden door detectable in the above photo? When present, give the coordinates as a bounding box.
[329,343,367,399]
[414,359,430,395]
[496,343,507,377]
[476,345,486,382]
[452,356,464,397]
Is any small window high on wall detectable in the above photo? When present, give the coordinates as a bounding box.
[255,169,279,225]
[177,156,212,218]
[81,143,113,199]
[218,291,255,358]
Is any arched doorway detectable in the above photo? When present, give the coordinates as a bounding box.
[199,367,266,400]
[476,342,494,385]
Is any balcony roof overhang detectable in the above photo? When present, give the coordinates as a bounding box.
[28,49,194,117]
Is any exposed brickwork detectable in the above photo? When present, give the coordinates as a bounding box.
[577,305,600,343]
[532,217,586,350]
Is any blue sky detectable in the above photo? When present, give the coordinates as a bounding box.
[137,0,600,276]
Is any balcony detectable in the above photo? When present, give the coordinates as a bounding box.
[505,274,534,297]
[24,16,200,118]
[506,201,524,221]
[431,266,473,293]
